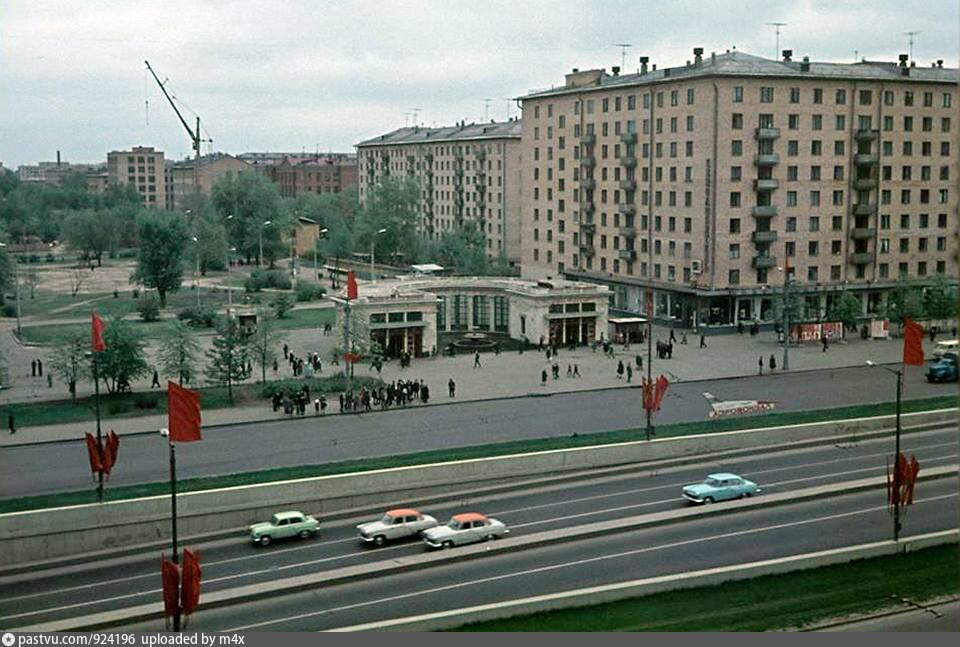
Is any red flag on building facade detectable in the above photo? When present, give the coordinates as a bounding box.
[84,433,103,474]
[346,270,358,300]
[181,549,202,615]
[91,312,106,352]
[902,319,924,365]
[167,381,202,442]
[161,558,180,619]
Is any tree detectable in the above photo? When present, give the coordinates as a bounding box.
[69,267,87,296]
[827,291,863,331]
[887,278,926,324]
[130,211,187,307]
[437,224,490,275]
[774,285,804,328]
[270,293,294,319]
[51,333,86,401]
[0,247,13,304]
[249,310,281,384]
[210,172,287,266]
[137,294,161,322]
[63,209,117,266]
[205,317,251,402]
[22,266,40,298]
[358,178,420,265]
[922,275,957,321]
[156,320,201,385]
[96,318,150,393]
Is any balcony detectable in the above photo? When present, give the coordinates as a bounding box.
[620,132,638,144]
[853,177,878,190]
[752,255,777,269]
[476,149,487,161]
[752,205,778,217]
[580,133,596,145]
[754,153,780,166]
[854,153,879,165]
[618,226,637,239]
[755,127,780,140]
[618,204,636,216]
[754,178,779,192]
[580,156,596,168]
[580,202,595,215]
[851,251,876,264]
[618,249,637,262]
[850,227,877,240]
[579,222,596,235]
[855,129,880,141]
[580,178,596,190]
[578,243,595,257]
[619,179,636,191]
[751,230,778,244]
[454,167,464,177]
[619,156,638,168]
[854,202,876,216]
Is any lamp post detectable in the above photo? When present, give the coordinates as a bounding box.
[778,261,793,371]
[316,228,328,279]
[866,360,903,541]
[227,247,236,309]
[159,426,181,632]
[371,228,387,283]
[224,215,234,272]
[191,236,200,309]
[259,220,272,267]
[0,243,21,336]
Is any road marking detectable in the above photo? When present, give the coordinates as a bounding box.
[225,493,958,631]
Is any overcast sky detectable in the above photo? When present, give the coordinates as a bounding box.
[1,0,957,168]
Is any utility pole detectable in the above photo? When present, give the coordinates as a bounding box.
[767,22,787,59]
[782,253,791,371]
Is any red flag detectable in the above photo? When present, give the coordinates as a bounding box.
[346,270,358,300]
[181,549,202,615]
[641,378,654,413]
[653,374,670,412]
[85,433,103,474]
[91,312,106,352]
[161,559,180,618]
[102,430,120,475]
[343,351,363,364]
[903,455,920,505]
[167,381,202,442]
[902,319,924,365]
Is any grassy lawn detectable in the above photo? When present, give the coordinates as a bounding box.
[0,395,953,513]
[450,544,959,631]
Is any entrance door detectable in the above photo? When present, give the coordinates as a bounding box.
[548,320,563,347]
[387,330,405,358]
[407,327,423,356]
[564,319,579,345]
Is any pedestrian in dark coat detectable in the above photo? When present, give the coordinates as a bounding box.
[283,343,289,359]
[769,354,777,371]
[669,329,676,343]
[420,385,429,403]
[758,357,764,375]
[541,369,548,386]
[448,378,456,397]
[8,414,14,435]
[473,351,481,368]
[151,369,160,388]
[37,359,43,377]
[573,364,580,377]
[31,360,36,377]
[699,334,707,348]
[617,360,625,379]
[737,321,744,335]
[626,365,633,382]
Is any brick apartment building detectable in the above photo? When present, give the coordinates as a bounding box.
[165,152,252,211]
[357,120,523,266]
[520,50,958,327]
[237,153,358,197]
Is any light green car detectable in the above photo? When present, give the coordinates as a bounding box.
[249,511,319,546]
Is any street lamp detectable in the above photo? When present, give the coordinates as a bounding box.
[371,228,387,283]
[227,247,237,308]
[316,228,328,278]
[777,261,793,371]
[866,360,903,541]
[259,220,272,267]
[191,236,200,309]
[0,242,21,335]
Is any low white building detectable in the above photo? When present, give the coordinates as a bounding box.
[333,276,610,357]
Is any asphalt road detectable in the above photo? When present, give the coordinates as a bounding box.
[3,428,955,630]
[0,365,951,498]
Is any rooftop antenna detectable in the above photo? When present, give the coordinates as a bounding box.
[410,107,422,126]
[904,30,920,62]
[613,43,632,70]
[767,22,787,59]
[402,111,412,127]
[483,98,495,122]
[502,98,514,121]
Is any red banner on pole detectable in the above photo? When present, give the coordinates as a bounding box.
[168,381,202,442]
[161,558,180,619]
[101,430,120,475]
[91,312,106,353]
[181,548,202,616]
[653,374,670,412]
[346,270,358,300]
[84,433,103,474]
[902,319,924,365]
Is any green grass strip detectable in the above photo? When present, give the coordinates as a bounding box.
[0,395,954,514]
[449,543,959,631]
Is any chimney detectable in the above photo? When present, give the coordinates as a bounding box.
[652,64,657,71]
[693,47,703,65]
[782,49,792,62]
[898,54,908,67]
[56,150,61,166]
[639,56,649,75]
[612,65,620,76]
[910,60,916,67]
[572,67,579,73]
[937,59,944,68]
[800,56,810,72]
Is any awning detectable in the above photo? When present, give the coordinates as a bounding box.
[609,317,647,324]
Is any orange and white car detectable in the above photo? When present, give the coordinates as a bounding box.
[422,512,509,549]
[357,508,439,546]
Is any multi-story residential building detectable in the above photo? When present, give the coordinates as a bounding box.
[520,50,958,328]
[166,152,252,211]
[264,155,358,197]
[107,146,165,207]
[357,120,523,266]
[16,153,107,189]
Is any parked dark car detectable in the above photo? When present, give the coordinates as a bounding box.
[926,352,958,383]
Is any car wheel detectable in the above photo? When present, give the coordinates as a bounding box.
[373,535,386,547]
[703,497,714,504]
[442,540,454,550]
[298,530,312,540]
[259,535,272,546]
[745,491,753,497]
[485,534,496,542]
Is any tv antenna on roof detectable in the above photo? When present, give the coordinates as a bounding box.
[767,22,787,59]
[613,43,632,70]
[483,98,494,122]
[904,30,920,62]
[410,108,422,126]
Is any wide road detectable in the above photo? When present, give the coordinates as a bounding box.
[0,365,951,498]
[3,428,955,630]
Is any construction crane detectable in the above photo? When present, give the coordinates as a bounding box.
[144,60,211,198]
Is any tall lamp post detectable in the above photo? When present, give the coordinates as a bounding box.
[258,220,272,267]
[866,360,903,541]
[778,259,793,371]
[0,242,22,336]
[316,228,328,278]
[371,228,387,282]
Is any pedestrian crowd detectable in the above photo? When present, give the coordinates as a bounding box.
[338,378,431,414]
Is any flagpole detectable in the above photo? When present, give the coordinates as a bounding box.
[93,354,103,502]
[169,437,181,632]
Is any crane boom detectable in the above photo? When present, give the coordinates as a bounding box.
[144,60,198,151]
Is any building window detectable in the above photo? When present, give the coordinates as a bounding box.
[731,113,743,129]
[789,87,800,103]
[760,87,774,103]
[493,296,509,332]
[733,86,743,102]
[451,295,468,330]
[729,270,740,285]
[472,295,489,329]
[835,89,846,105]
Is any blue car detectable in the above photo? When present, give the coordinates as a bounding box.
[682,473,760,504]
[926,353,958,383]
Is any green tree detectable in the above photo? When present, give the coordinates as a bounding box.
[774,285,804,328]
[437,224,490,275]
[50,333,86,401]
[205,317,252,402]
[156,320,201,385]
[249,310,281,384]
[63,210,117,266]
[210,172,287,266]
[96,318,149,393]
[358,178,420,265]
[887,278,926,324]
[922,275,957,320]
[270,293,294,319]
[0,247,13,304]
[130,211,187,307]
[827,291,863,331]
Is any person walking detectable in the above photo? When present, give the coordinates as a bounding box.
[699,334,707,348]
[553,362,560,379]
[546,348,552,361]
[626,364,633,382]
[573,364,580,377]
[151,369,160,388]
[822,335,829,352]
[8,414,14,435]
[669,329,676,344]
[617,360,625,380]
[769,354,777,371]
[448,378,456,397]
[37,359,43,377]
[680,332,688,345]
[758,356,764,375]
[737,321,744,335]
[283,343,289,359]
[566,364,573,377]
[420,384,430,404]
[541,369,548,386]
[636,354,643,369]
[31,359,36,377]
[473,351,482,369]
[272,359,278,375]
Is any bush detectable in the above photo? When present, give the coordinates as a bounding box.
[138,295,161,322]
[1,303,16,318]
[271,293,294,319]
[133,393,160,410]
[177,307,218,328]
[260,376,382,399]
[244,268,292,292]
[106,400,130,415]
[295,282,326,302]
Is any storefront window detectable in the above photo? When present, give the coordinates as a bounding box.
[406,311,423,322]
[436,297,446,331]
[494,296,509,332]
[472,295,489,329]
[369,313,386,324]
[452,295,468,330]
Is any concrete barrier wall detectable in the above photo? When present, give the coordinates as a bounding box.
[1,408,953,564]
[332,530,960,632]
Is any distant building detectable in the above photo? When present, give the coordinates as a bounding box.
[236,152,357,197]
[16,153,107,189]
[165,152,252,211]
[357,120,523,266]
[107,146,165,207]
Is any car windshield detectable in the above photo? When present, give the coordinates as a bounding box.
[447,520,462,530]
[379,514,393,524]
[704,478,721,487]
